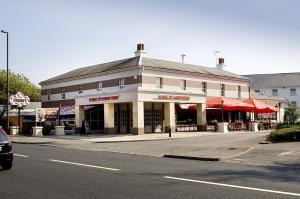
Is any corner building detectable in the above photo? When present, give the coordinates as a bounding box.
[40,44,251,134]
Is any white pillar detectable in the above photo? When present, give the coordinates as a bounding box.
[75,105,85,128]
[164,102,176,133]
[104,103,115,134]
[197,103,206,131]
[132,101,144,135]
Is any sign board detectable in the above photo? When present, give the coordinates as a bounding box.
[10,92,30,108]
[36,108,58,122]
[89,95,119,103]
[156,95,190,101]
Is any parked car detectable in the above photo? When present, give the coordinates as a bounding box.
[0,128,13,170]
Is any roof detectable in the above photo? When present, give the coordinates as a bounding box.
[245,73,300,88]
[40,56,250,85]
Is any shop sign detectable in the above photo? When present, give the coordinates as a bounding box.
[36,108,58,122]
[9,92,30,108]
[157,95,190,101]
[257,112,276,119]
[89,95,119,102]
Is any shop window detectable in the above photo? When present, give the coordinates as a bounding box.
[238,86,241,98]
[119,78,125,89]
[220,84,225,96]
[97,82,102,91]
[144,110,152,126]
[290,88,296,96]
[272,89,278,96]
[78,85,83,93]
[156,77,163,89]
[47,90,51,101]
[180,80,186,90]
[61,87,65,99]
[202,82,207,93]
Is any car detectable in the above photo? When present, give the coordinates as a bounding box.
[0,128,13,170]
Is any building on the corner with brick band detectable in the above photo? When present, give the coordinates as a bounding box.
[39,44,251,134]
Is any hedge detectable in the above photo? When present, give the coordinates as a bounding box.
[267,126,300,142]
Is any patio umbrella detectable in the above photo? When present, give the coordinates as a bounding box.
[206,97,254,111]
[243,98,278,113]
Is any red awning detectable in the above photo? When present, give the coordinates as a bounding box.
[206,97,254,111]
[243,99,278,113]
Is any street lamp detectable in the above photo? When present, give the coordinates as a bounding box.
[1,30,9,132]
[221,98,224,123]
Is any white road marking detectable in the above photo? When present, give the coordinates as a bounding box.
[14,154,29,158]
[278,151,294,156]
[164,176,300,197]
[49,159,120,171]
[221,147,254,160]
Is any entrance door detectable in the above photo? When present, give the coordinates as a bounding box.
[144,103,163,133]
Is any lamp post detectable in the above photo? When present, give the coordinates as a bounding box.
[221,98,224,123]
[1,30,9,132]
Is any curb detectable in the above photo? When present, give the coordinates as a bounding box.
[163,154,220,161]
[12,141,53,145]
[93,137,177,143]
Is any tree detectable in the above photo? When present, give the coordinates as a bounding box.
[0,69,41,104]
[285,102,300,124]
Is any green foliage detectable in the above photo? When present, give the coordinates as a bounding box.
[284,103,300,124]
[267,126,300,142]
[275,123,298,130]
[0,69,41,104]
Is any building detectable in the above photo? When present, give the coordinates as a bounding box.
[245,73,300,110]
[40,44,251,134]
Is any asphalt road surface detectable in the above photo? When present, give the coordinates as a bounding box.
[0,144,299,199]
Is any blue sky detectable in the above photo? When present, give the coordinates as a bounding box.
[0,0,299,85]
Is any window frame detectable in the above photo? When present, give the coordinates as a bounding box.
[201,82,207,93]
[220,84,225,96]
[61,87,65,99]
[180,79,186,90]
[47,90,51,101]
[78,85,83,93]
[156,77,162,89]
[290,88,297,96]
[238,85,241,98]
[118,78,125,89]
[97,81,103,91]
[272,89,278,96]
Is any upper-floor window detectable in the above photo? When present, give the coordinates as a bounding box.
[254,89,260,94]
[47,90,50,101]
[97,82,103,91]
[290,88,296,96]
[156,77,163,89]
[118,78,125,89]
[180,80,186,90]
[78,85,83,93]
[238,85,241,98]
[202,82,207,93]
[220,84,225,96]
[61,87,65,99]
[272,89,278,96]
[291,101,297,106]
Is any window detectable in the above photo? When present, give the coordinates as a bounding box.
[201,82,207,93]
[97,82,102,91]
[290,88,296,96]
[119,78,125,89]
[61,87,65,99]
[156,77,162,89]
[272,89,278,96]
[238,85,241,98]
[261,89,267,96]
[254,89,260,94]
[180,80,186,90]
[291,101,297,106]
[220,84,225,96]
[78,85,82,93]
[47,90,50,101]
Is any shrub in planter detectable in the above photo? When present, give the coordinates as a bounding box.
[267,126,300,142]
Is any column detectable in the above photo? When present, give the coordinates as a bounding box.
[197,103,206,131]
[132,101,144,135]
[228,111,232,123]
[164,102,175,133]
[104,103,115,134]
[75,105,85,128]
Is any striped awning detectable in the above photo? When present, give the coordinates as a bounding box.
[60,105,75,115]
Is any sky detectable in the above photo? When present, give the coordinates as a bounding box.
[0,0,299,86]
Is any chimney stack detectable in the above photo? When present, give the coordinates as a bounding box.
[135,43,147,57]
[216,58,225,70]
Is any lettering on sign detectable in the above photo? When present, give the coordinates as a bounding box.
[10,92,30,108]
[89,96,119,102]
[157,95,190,101]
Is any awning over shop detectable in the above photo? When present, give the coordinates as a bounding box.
[60,105,75,115]
[206,97,254,111]
[243,98,278,113]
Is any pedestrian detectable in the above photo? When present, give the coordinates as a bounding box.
[81,120,86,135]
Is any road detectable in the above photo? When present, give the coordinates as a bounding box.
[0,143,299,199]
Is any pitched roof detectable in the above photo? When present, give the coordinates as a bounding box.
[40,56,249,85]
[244,73,300,88]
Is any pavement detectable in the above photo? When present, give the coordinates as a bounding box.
[9,131,300,166]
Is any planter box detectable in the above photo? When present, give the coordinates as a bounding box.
[32,126,43,136]
[55,126,65,136]
[218,122,228,133]
[10,126,19,135]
